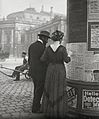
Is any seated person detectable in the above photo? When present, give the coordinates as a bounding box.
[9,52,28,81]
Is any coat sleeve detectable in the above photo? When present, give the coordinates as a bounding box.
[63,47,71,63]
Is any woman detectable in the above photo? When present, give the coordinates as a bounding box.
[40,30,71,118]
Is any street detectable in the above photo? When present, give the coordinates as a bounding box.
[0,58,44,119]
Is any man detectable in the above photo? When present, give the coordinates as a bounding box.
[28,31,50,113]
[9,52,28,81]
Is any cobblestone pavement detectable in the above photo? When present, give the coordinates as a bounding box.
[0,58,45,119]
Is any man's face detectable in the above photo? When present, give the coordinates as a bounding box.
[42,36,49,44]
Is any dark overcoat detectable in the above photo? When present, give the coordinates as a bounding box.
[28,41,47,82]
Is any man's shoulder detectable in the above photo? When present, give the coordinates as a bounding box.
[30,41,37,46]
[30,41,44,48]
[31,41,43,45]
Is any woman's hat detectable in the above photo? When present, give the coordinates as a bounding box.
[38,31,50,38]
[51,30,64,41]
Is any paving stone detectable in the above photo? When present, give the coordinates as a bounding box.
[0,59,46,119]
[2,114,11,118]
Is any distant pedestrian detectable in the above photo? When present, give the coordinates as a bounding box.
[40,30,71,118]
[9,52,28,81]
[28,31,50,113]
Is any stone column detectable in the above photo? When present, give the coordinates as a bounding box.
[9,29,14,57]
[0,0,2,18]
[1,29,5,50]
[60,18,67,46]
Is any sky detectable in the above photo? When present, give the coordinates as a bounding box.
[0,0,67,17]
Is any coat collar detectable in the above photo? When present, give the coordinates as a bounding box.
[38,39,43,44]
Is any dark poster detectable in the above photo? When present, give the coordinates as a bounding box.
[67,0,87,43]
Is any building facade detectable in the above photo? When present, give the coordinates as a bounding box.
[0,7,65,57]
[25,16,66,50]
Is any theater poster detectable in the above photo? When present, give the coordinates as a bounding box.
[66,86,77,108]
[82,89,99,110]
[88,22,99,51]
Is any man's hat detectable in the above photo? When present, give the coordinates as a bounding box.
[22,52,26,55]
[38,31,50,38]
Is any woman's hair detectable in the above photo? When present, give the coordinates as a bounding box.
[51,30,64,41]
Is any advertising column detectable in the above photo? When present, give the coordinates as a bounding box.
[67,0,99,116]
